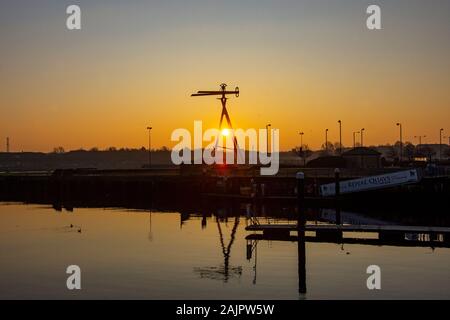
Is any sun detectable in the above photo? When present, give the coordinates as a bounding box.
[221,128,230,136]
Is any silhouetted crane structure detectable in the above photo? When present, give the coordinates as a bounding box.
[191,83,241,163]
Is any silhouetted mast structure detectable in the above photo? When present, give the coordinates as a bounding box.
[6,137,10,153]
[191,83,241,163]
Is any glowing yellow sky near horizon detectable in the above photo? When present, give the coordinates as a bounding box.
[0,1,449,152]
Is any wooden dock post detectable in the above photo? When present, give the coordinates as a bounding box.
[246,240,253,260]
[296,171,307,294]
[296,171,306,234]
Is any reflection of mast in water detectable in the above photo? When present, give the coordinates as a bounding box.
[193,215,242,282]
[217,216,240,282]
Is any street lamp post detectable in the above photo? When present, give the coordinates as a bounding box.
[325,129,329,153]
[299,131,305,166]
[338,120,342,154]
[147,126,152,168]
[353,131,359,149]
[360,128,365,147]
[414,135,426,145]
[266,124,271,154]
[396,123,403,162]
[440,128,444,161]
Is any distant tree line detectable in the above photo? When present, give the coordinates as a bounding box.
[52,146,171,154]
[291,140,450,161]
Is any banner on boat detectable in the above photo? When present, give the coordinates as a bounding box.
[320,169,420,197]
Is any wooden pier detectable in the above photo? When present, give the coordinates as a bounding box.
[246,223,450,233]
[246,223,450,244]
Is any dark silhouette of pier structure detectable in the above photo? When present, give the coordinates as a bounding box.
[244,171,450,294]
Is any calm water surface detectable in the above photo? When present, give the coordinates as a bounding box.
[0,203,449,299]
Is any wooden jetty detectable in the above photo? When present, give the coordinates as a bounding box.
[245,223,450,244]
[246,233,450,248]
[246,223,450,233]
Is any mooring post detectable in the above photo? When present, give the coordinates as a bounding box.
[334,168,341,225]
[246,240,252,260]
[296,172,305,225]
[296,172,305,203]
[296,171,306,294]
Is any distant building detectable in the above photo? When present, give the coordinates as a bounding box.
[342,147,381,168]
[375,145,396,160]
[306,156,346,168]
[416,144,448,161]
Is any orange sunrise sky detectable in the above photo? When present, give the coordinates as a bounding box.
[0,0,449,152]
